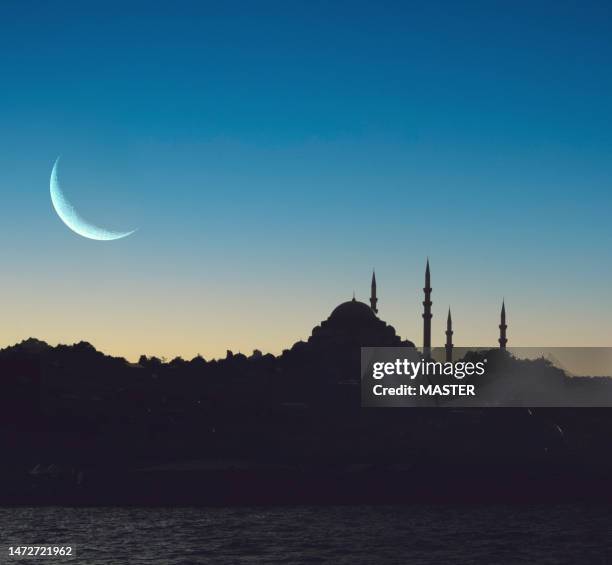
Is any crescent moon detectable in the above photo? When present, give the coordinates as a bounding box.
[49,157,137,241]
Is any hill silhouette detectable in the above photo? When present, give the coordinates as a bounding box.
[1,331,612,504]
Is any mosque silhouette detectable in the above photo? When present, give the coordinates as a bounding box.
[307,259,508,361]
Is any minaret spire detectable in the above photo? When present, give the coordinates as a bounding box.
[498,299,507,349]
[445,307,453,362]
[370,269,378,314]
[422,258,432,358]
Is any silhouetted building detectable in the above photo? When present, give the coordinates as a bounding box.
[422,259,432,358]
[303,265,505,357]
[445,308,453,362]
[309,296,412,349]
[370,270,378,314]
[499,300,508,349]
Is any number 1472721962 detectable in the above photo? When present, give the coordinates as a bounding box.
[7,546,75,558]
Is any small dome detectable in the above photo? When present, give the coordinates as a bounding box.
[328,298,377,324]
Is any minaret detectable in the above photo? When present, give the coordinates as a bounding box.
[370,270,378,314]
[498,300,507,349]
[445,308,453,362]
[422,259,432,358]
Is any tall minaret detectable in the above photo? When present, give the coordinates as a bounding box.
[422,259,432,358]
[370,270,378,314]
[445,308,453,363]
[498,300,507,350]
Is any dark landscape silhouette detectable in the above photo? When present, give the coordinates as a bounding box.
[1,263,611,505]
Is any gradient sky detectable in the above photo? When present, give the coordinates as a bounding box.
[1,0,611,360]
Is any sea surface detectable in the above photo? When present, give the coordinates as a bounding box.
[0,504,611,564]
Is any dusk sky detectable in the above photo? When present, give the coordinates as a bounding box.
[1,0,611,360]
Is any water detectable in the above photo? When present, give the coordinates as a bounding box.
[1,505,611,564]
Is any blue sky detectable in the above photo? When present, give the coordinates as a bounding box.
[0,1,611,358]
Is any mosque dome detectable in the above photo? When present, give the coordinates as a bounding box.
[328,298,378,325]
[306,295,413,350]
